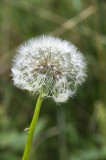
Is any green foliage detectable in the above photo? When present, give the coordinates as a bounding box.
[0,0,106,159]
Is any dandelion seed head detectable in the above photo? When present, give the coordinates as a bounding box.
[11,35,87,102]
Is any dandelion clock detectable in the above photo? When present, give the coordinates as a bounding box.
[11,35,87,160]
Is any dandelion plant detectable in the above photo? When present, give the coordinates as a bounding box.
[12,35,87,160]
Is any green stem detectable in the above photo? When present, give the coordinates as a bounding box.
[22,93,43,160]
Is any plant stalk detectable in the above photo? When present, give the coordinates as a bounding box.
[22,93,43,160]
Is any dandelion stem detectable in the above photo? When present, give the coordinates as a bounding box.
[22,93,43,160]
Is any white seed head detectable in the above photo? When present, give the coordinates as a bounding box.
[11,35,87,103]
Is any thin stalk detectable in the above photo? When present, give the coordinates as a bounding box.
[22,93,43,160]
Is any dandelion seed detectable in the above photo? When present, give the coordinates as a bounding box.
[47,63,51,67]
[12,35,87,103]
[53,66,56,70]
[40,66,43,69]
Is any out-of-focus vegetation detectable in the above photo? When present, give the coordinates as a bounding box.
[0,0,106,160]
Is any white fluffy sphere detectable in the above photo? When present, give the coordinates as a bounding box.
[12,35,87,102]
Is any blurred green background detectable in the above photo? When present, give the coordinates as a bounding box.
[0,0,106,160]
